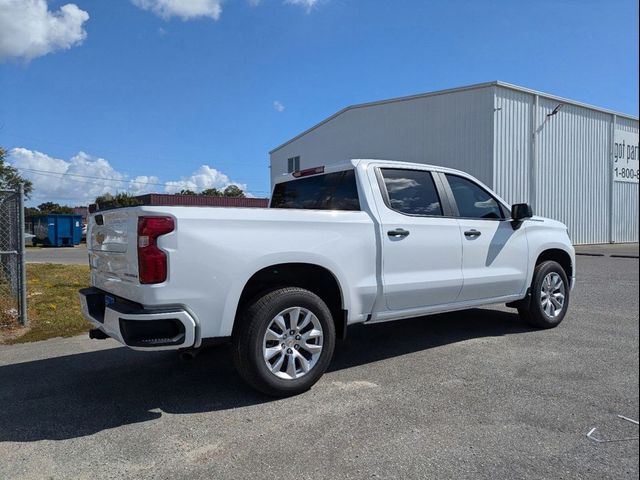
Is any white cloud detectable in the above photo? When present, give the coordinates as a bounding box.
[135,0,323,21]
[132,0,224,21]
[8,148,247,205]
[163,165,246,193]
[0,0,89,61]
[284,0,319,12]
[273,100,285,112]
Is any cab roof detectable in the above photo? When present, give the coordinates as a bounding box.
[273,159,470,184]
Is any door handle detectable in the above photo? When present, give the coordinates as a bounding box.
[464,229,481,238]
[387,228,410,238]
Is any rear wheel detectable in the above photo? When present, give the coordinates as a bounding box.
[232,287,336,396]
[519,260,570,329]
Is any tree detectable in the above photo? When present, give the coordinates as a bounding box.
[24,202,74,218]
[179,189,197,196]
[200,188,222,197]
[36,202,74,214]
[223,185,245,198]
[0,146,33,196]
[94,192,142,209]
[25,207,41,217]
[94,192,113,206]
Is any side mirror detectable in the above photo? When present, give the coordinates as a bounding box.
[511,203,533,221]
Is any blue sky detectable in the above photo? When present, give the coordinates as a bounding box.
[1,0,638,205]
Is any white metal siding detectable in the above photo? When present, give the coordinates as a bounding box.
[271,87,495,187]
[492,85,636,244]
[271,82,638,245]
[612,118,639,243]
[535,98,611,244]
[493,87,532,204]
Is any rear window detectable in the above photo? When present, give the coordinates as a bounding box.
[380,168,443,216]
[271,170,360,211]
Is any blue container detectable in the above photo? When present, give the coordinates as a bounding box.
[32,214,83,247]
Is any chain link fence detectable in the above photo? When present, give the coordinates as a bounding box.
[0,186,27,327]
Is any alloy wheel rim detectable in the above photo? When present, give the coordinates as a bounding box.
[540,272,566,318]
[262,306,323,380]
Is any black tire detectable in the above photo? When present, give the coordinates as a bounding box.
[518,260,570,329]
[232,287,336,397]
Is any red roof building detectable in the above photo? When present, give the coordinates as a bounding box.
[134,194,269,208]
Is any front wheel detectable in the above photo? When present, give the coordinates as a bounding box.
[519,260,570,329]
[232,287,336,397]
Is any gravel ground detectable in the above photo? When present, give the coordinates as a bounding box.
[1,247,638,479]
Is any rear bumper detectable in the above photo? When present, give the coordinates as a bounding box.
[78,287,197,351]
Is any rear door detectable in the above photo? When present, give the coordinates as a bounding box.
[369,167,463,310]
[440,173,529,302]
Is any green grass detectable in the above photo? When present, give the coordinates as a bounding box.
[0,264,91,344]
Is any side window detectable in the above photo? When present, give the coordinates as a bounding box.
[445,174,504,219]
[287,156,300,173]
[380,169,443,216]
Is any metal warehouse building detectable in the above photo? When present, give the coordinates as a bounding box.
[270,81,639,244]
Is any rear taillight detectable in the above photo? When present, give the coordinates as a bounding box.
[137,216,175,284]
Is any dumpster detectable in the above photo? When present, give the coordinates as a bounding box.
[32,214,83,247]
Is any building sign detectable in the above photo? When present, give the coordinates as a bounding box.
[613,129,639,183]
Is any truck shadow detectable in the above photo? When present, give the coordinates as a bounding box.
[0,308,534,442]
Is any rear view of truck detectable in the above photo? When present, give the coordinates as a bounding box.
[79,208,198,351]
[77,162,377,396]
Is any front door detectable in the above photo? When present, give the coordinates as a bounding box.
[370,167,464,310]
[442,173,529,302]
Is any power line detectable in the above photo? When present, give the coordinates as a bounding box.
[17,168,141,189]
[15,166,271,194]
[22,168,272,197]
[18,166,180,187]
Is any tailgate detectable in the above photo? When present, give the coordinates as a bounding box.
[88,209,139,287]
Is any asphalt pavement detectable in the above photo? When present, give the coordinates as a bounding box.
[25,244,89,265]
[1,246,638,479]
[575,243,639,258]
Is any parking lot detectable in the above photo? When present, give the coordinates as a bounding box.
[1,246,638,479]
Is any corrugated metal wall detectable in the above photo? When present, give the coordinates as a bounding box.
[493,87,532,204]
[494,86,638,244]
[612,118,639,243]
[135,194,269,208]
[272,83,638,245]
[535,97,612,244]
[271,86,496,187]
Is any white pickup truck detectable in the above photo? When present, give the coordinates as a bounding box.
[79,159,575,396]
